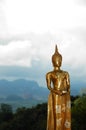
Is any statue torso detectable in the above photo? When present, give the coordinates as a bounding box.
[48,70,68,91]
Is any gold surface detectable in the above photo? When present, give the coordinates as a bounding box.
[46,45,71,130]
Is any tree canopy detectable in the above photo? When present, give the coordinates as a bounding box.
[0,95,86,130]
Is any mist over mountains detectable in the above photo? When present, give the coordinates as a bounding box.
[0,78,85,98]
[0,79,49,111]
[0,79,85,111]
[0,79,49,100]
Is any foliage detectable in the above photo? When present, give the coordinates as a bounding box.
[0,103,13,124]
[0,103,47,130]
[71,94,86,130]
[0,95,86,130]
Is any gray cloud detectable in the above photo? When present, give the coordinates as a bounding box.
[0,0,8,38]
[0,0,86,86]
[0,32,58,67]
[0,30,86,86]
[74,0,86,6]
[0,30,86,69]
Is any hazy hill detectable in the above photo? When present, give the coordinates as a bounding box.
[0,79,49,111]
[0,79,49,100]
[0,79,85,99]
[0,79,85,111]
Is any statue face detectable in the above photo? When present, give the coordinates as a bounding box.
[53,58,62,67]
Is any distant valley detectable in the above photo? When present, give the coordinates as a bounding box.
[0,79,49,100]
[0,79,85,111]
[0,79,49,111]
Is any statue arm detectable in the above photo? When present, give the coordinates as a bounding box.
[46,73,51,90]
[46,73,62,95]
[66,72,70,93]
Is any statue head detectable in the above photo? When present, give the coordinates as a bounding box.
[52,45,62,67]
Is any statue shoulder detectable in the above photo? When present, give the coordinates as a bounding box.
[46,71,53,78]
[61,70,69,76]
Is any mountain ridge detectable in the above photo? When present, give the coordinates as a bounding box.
[0,78,85,98]
[0,79,49,100]
[0,79,85,111]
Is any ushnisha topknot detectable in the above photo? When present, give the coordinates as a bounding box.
[52,45,62,65]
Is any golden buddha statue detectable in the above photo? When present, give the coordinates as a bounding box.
[46,45,71,130]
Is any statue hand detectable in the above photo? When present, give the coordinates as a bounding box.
[51,89,62,95]
[59,91,63,96]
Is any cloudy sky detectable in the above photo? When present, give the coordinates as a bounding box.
[0,0,86,87]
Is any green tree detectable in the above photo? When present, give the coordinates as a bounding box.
[0,103,13,123]
[72,95,86,130]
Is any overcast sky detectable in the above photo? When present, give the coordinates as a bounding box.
[0,0,86,86]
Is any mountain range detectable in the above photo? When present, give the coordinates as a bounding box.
[0,79,85,98]
[0,79,49,100]
[0,79,85,111]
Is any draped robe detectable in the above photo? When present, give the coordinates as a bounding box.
[46,70,71,130]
